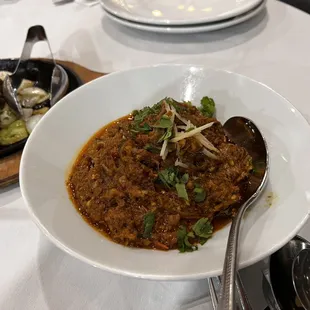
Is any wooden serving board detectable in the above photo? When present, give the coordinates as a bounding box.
[0,60,105,188]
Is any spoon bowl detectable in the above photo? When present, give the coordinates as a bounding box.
[218,116,269,309]
[224,117,269,202]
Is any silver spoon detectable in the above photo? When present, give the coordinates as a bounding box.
[292,248,310,309]
[2,25,68,117]
[217,116,269,310]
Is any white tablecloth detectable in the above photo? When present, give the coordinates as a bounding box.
[2,0,310,309]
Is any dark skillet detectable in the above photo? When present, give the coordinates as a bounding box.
[0,59,83,158]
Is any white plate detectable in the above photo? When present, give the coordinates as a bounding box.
[20,65,310,280]
[103,0,266,34]
[100,0,262,26]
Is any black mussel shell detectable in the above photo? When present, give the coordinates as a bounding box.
[32,98,50,110]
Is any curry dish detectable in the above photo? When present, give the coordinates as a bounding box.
[67,97,252,252]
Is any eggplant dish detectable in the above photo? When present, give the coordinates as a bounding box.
[0,71,51,146]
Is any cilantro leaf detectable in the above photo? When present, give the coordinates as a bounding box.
[194,184,206,202]
[200,96,215,117]
[157,168,189,200]
[192,218,213,239]
[132,103,161,123]
[158,128,172,143]
[180,173,189,184]
[165,97,191,112]
[143,212,155,238]
[177,226,187,252]
[131,102,161,133]
[152,115,172,129]
[144,144,161,154]
[187,231,195,238]
[186,127,195,132]
[165,98,184,112]
[177,226,198,253]
[154,114,174,143]
[177,219,213,252]
[199,237,208,245]
[131,122,152,133]
[141,123,152,131]
[176,183,188,201]
[158,167,178,188]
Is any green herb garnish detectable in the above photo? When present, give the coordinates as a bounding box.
[200,96,215,117]
[177,226,198,253]
[176,183,188,201]
[155,114,173,143]
[131,122,152,133]
[164,97,184,113]
[141,123,152,132]
[187,231,195,238]
[158,167,178,188]
[199,238,208,245]
[143,212,155,238]
[165,97,191,112]
[194,184,206,202]
[185,127,195,132]
[144,144,161,154]
[180,173,189,184]
[192,218,213,239]
[152,114,172,129]
[132,103,161,123]
[177,219,213,253]
[131,103,161,133]
[158,129,173,143]
[157,168,189,200]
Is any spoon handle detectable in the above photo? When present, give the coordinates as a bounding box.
[217,201,249,310]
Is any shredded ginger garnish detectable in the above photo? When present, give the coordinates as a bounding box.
[170,122,215,143]
[175,158,189,169]
[159,101,176,160]
[159,101,219,161]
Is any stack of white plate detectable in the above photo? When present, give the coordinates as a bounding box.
[100,0,267,34]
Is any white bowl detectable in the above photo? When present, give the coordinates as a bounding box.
[20,65,310,280]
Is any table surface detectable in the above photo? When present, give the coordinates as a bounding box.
[2,0,310,309]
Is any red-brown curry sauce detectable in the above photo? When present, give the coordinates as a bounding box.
[67,116,135,236]
[67,116,134,232]
[67,100,252,252]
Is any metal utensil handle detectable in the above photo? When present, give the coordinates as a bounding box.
[217,199,252,310]
[236,272,252,310]
[14,25,56,73]
[209,277,219,309]
[208,274,252,310]
[15,25,66,106]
